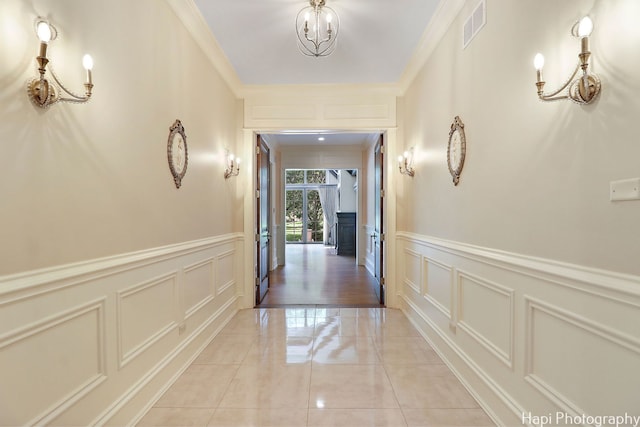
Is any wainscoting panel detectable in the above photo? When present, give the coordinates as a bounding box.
[0,234,243,427]
[216,249,236,295]
[117,273,178,368]
[0,299,106,426]
[457,271,514,368]
[525,297,640,417]
[397,232,640,427]
[422,256,453,319]
[184,258,215,318]
[403,248,421,294]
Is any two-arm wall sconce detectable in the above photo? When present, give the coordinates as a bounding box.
[27,19,94,109]
[224,152,240,179]
[398,148,415,177]
[533,16,601,104]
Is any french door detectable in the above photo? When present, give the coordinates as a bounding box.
[285,188,324,244]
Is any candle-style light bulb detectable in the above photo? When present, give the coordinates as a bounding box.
[36,21,52,60]
[578,16,593,38]
[36,21,52,43]
[533,53,545,70]
[533,53,545,84]
[398,155,403,162]
[82,54,93,85]
[577,16,593,56]
[82,54,94,70]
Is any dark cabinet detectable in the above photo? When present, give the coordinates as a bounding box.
[336,212,356,256]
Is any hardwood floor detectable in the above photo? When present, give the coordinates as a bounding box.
[259,244,383,307]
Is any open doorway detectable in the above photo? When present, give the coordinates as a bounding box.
[254,132,385,307]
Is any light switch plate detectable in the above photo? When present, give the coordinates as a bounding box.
[610,178,640,201]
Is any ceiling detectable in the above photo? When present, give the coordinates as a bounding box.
[193,0,442,147]
[193,0,441,86]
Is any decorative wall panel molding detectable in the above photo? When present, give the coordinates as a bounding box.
[184,257,216,318]
[0,234,242,426]
[403,248,421,294]
[524,296,640,417]
[117,273,179,369]
[324,103,389,120]
[250,104,316,121]
[243,86,397,129]
[0,299,107,426]
[457,271,514,368]
[422,256,453,319]
[396,232,640,427]
[216,249,236,294]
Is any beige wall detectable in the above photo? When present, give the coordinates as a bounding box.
[398,1,640,424]
[0,0,241,276]
[399,0,640,276]
[0,1,244,425]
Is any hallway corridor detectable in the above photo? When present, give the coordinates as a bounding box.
[137,307,494,426]
[260,245,382,307]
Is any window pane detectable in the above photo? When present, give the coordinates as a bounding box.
[306,170,326,184]
[286,170,304,184]
[306,190,324,242]
[285,190,303,242]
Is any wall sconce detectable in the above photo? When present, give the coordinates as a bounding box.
[533,16,601,104]
[224,152,240,179]
[27,18,94,109]
[398,148,415,177]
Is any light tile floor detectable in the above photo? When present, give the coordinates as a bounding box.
[138,308,495,427]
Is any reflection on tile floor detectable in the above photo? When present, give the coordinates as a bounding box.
[137,308,495,427]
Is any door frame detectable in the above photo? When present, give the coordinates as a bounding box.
[241,129,399,309]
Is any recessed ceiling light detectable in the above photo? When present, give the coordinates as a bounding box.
[318,137,325,141]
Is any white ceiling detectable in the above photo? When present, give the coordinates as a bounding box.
[193,0,442,146]
[193,0,441,86]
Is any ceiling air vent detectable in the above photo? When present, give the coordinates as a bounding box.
[463,0,486,49]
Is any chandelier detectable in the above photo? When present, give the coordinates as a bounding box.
[296,0,340,57]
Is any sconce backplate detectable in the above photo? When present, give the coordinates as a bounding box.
[570,74,601,104]
[28,78,58,108]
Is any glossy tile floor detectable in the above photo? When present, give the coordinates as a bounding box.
[138,308,495,427]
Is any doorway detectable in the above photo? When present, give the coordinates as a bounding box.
[253,132,386,307]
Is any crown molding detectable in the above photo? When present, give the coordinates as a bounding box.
[398,0,466,94]
[165,0,243,98]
